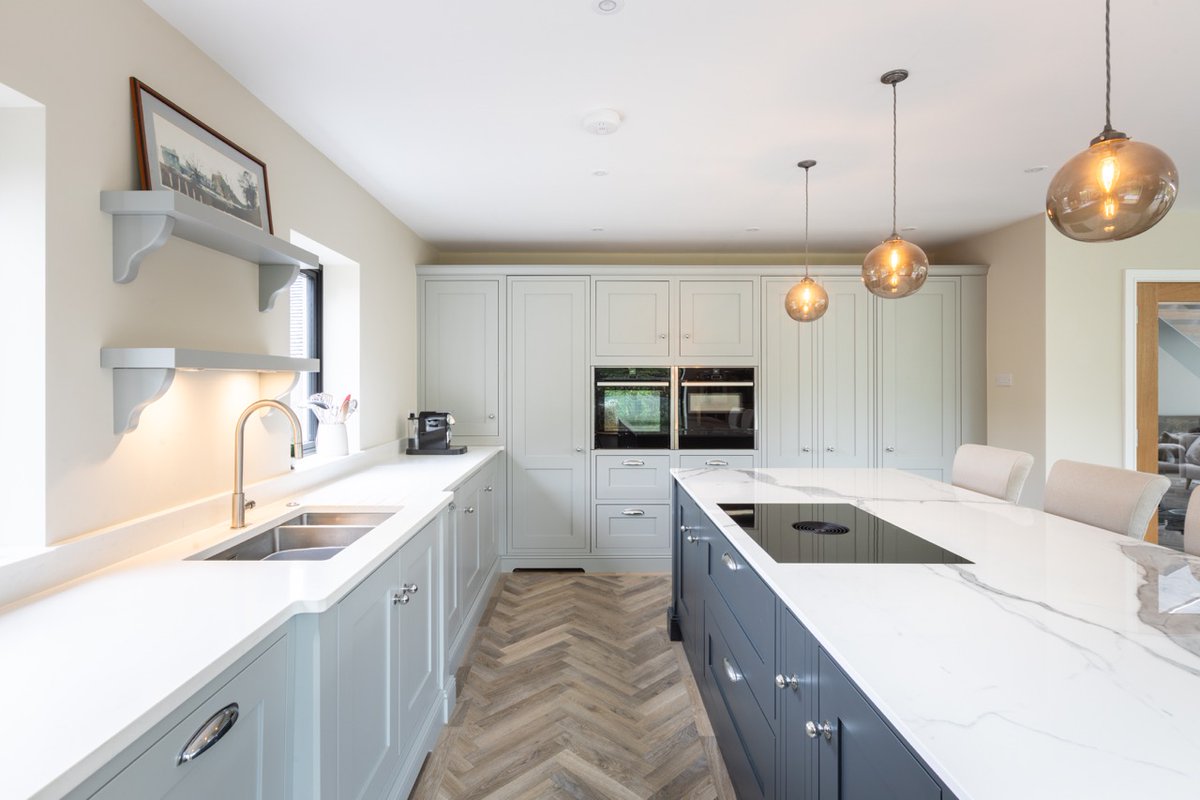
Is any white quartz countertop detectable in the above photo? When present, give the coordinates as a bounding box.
[674,467,1200,800]
[0,447,502,800]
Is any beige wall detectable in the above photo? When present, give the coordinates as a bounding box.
[943,215,1048,506]
[0,1,433,542]
[433,250,868,266]
[1044,209,1200,473]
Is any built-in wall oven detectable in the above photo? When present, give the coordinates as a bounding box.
[594,367,672,449]
[593,366,756,450]
[677,367,756,450]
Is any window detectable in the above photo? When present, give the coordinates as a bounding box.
[289,267,322,453]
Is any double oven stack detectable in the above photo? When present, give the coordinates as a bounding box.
[593,367,756,452]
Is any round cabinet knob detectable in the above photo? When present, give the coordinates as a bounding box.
[774,674,800,691]
[575,447,583,453]
[488,413,496,419]
[683,333,691,339]
[825,447,835,452]
[465,506,476,514]
[885,446,896,453]
[685,534,700,544]
[485,486,493,492]
[658,333,667,339]
[801,447,811,453]
[403,583,419,594]
[805,720,834,741]
[393,592,410,605]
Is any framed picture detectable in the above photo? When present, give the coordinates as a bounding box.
[130,77,273,234]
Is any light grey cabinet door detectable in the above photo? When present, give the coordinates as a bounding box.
[398,518,442,733]
[90,637,289,800]
[509,278,590,552]
[478,463,499,570]
[335,554,402,800]
[819,278,872,468]
[442,505,462,651]
[455,480,485,613]
[423,280,501,438]
[679,279,755,357]
[763,279,816,466]
[595,279,670,357]
[878,278,959,480]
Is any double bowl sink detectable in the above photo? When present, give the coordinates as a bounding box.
[197,511,396,562]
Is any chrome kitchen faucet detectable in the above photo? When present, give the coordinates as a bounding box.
[232,399,304,528]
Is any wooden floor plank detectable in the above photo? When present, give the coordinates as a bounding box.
[411,573,735,799]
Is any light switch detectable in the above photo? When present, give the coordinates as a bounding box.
[995,373,1014,387]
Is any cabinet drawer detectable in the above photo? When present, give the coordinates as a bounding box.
[707,531,775,677]
[706,573,776,730]
[594,504,670,552]
[678,454,755,470]
[594,455,672,500]
[92,636,289,799]
[704,602,776,800]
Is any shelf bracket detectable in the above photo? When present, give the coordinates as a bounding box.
[112,367,175,435]
[112,213,175,284]
[259,264,299,312]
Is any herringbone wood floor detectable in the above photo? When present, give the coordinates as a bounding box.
[410,573,735,800]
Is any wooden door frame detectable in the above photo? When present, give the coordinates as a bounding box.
[1124,271,1200,543]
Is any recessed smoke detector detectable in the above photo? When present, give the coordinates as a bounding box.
[594,0,623,14]
[582,108,622,135]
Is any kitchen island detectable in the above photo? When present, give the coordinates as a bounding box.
[672,467,1200,800]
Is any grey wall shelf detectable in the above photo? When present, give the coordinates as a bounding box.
[100,190,320,312]
[101,347,320,435]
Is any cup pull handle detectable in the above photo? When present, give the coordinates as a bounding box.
[723,657,741,683]
[178,704,239,765]
[704,459,729,466]
[621,508,645,516]
[621,459,645,466]
[721,552,737,571]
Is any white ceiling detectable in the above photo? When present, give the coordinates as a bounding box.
[144,0,1199,254]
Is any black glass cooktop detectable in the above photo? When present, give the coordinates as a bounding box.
[717,503,971,565]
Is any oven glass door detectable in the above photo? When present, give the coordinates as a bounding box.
[677,367,755,449]
[594,367,672,449]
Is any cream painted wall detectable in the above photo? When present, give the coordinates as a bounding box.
[1044,209,1200,473]
[0,1,434,542]
[942,215,1047,507]
[433,250,868,266]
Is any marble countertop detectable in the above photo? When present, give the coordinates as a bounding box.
[674,467,1200,800]
[0,447,502,800]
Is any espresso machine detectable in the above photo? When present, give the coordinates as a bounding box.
[405,411,467,455]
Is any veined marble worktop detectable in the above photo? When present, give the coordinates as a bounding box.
[0,447,502,800]
[673,467,1200,800]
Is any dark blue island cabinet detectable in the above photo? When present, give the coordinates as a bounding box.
[669,488,957,800]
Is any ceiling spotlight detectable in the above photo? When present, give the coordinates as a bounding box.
[582,108,622,135]
[592,169,610,177]
[591,227,606,232]
[745,227,761,233]
[594,0,623,14]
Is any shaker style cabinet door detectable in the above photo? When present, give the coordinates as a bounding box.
[335,554,403,800]
[423,280,501,438]
[509,278,590,552]
[816,650,941,800]
[679,279,755,357]
[594,279,670,357]
[878,278,958,480]
[89,637,289,800]
[763,279,817,466]
[819,278,872,468]
[677,493,708,678]
[779,608,818,800]
[397,519,442,733]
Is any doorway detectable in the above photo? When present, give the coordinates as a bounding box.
[1134,281,1200,547]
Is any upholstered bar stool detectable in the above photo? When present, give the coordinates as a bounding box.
[1043,460,1170,540]
[1183,487,1200,557]
[951,444,1035,503]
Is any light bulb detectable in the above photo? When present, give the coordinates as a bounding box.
[785,277,828,322]
[1046,135,1178,242]
[862,236,928,299]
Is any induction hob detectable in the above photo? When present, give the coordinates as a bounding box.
[716,502,971,565]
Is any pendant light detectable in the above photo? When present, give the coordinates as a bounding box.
[786,160,829,322]
[1045,0,1178,242]
[862,69,928,299]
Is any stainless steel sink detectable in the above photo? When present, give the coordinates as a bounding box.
[198,511,396,561]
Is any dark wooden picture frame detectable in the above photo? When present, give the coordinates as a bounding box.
[130,77,274,234]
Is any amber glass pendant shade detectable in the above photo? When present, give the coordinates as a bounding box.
[785,276,829,322]
[1046,134,1178,242]
[862,235,929,298]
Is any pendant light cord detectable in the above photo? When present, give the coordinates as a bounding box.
[1103,0,1113,133]
[891,82,898,237]
[803,166,811,279]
